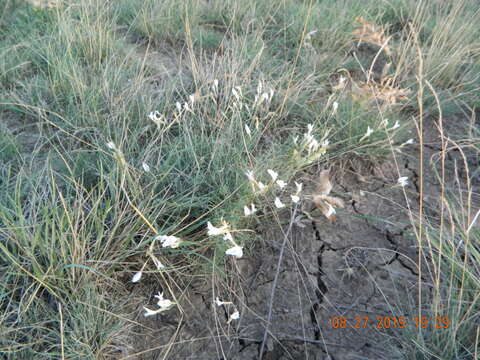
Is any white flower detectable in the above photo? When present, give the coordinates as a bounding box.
[391,121,400,130]
[293,136,299,145]
[213,79,219,90]
[244,203,257,216]
[245,124,251,137]
[245,170,255,182]
[257,182,266,192]
[207,221,230,236]
[156,235,182,248]
[155,292,175,309]
[291,195,300,203]
[295,181,303,194]
[132,271,142,283]
[189,94,195,105]
[267,169,278,181]
[365,126,373,137]
[215,297,232,307]
[183,102,192,112]
[321,139,330,147]
[142,162,151,172]
[176,101,182,112]
[398,176,409,187]
[274,197,285,208]
[359,126,374,142]
[148,111,164,125]
[404,138,414,145]
[226,245,243,258]
[332,101,339,113]
[228,310,240,323]
[106,142,117,151]
[276,180,287,189]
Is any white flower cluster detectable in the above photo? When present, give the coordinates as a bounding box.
[207,221,243,258]
[143,292,176,317]
[214,297,239,324]
[253,80,274,109]
[293,123,329,165]
[131,234,182,284]
[245,169,303,210]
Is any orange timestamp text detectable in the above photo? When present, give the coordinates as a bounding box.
[328,316,450,329]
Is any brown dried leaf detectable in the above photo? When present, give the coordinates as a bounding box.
[316,169,332,195]
[353,17,392,56]
[322,195,345,209]
[313,196,337,222]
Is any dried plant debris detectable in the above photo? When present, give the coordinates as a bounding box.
[313,169,345,222]
[353,17,392,56]
[351,63,411,109]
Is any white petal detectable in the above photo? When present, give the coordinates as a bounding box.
[215,297,223,306]
[244,205,252,216]
[142,162,150,172]
[207,221,229,236]
[325,203,336,218]
[245,170,255,182]
[143,307,159,317]
[365,126,373,137]
[132,271,142,283]
[157,299,174,309]
[291,195,300,203]
[257,182,266,192]
[276,180,287,189]
[176,102,182,112]
[274,197,285,209]
[106,142,116,150]
[245,124,251,137]
[397,176,409,187]
[295,182,303,194]
[226,246,243,258]
[156,235,182,248]
[405,138,414,144]
[391,121,400,130]
[267,169,278,181]
[229,310,240,321]
[332,101,339,111]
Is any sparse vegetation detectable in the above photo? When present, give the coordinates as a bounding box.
[1,0,479,359]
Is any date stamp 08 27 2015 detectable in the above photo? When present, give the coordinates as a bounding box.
[328,316,450,329]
